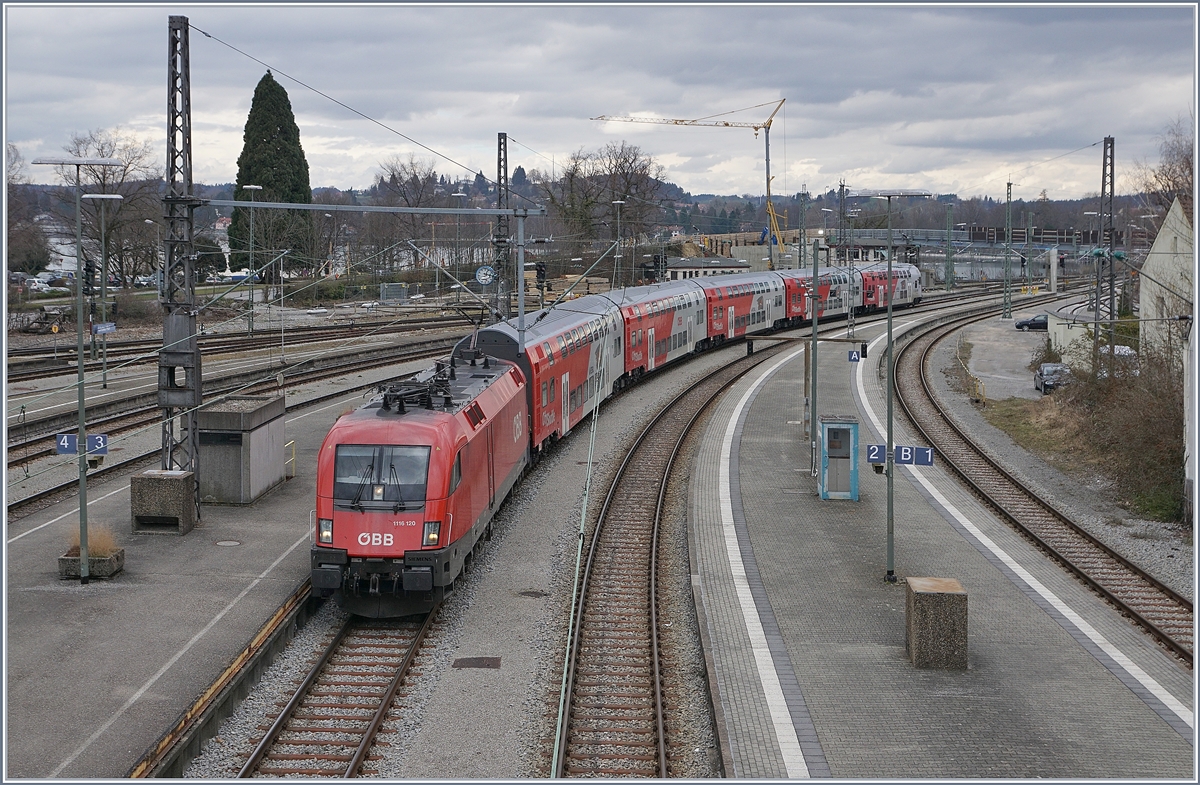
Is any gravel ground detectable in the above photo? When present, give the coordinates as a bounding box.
[928,336,1194,602]
[183,343,743,779]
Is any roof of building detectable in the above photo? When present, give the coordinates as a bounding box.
[664,256,751,269]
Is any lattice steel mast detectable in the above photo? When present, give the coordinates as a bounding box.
[162,16,203,520]
[495,132,510,320]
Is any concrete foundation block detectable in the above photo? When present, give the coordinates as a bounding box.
[130,470,196,535]
[905,577,968,669]
[197,395,286,504]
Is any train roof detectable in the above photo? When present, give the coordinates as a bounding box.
[341,353,520,423]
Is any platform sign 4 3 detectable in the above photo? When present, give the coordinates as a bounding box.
[55,434,109,456]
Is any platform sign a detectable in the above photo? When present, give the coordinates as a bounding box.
[867,444,886,464]
[848,350,861,363]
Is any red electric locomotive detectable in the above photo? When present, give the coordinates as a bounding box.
[310,347,528,617]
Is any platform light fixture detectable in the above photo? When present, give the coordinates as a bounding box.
[243,184,262,334]
[612,200,625,288]
[82,193,123,387]
[847,188,930,583]
[32,154,124,585]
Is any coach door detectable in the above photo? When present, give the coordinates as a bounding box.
[487,424,496,509]
[647,328,656,371]
[561,373,570,436]
[727,307,735,339]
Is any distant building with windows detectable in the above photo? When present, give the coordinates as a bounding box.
[664,257,751,280]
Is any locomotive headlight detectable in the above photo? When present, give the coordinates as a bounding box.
[318,518,333,544]
[422,520,441,546]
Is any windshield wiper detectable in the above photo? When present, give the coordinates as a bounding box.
[351,464,373,512]
[389,464,407,513]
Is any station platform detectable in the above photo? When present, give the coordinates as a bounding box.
[3,363,425,779]
[689,318,1194,778]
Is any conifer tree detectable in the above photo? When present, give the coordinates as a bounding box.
[228,71,313,274]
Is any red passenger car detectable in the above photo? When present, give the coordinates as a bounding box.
[613,283,707,384]
[695,273,785,347]
[463,294,622,457]
[310,348,528,617]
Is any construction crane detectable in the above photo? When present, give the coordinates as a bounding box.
[593,99,787,268]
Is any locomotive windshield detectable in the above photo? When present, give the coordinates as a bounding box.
[333,445,431,511]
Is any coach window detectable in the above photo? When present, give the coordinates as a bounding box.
[542,342,554,365]
[549,377,556,402]
[541,381,548,407]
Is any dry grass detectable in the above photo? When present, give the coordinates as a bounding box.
[982,395,1097,475]
[64,524,120,558]
[982,346,1186,522]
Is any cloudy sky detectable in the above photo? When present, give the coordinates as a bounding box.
[4,3,1195,201]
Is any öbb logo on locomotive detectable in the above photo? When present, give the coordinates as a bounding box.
[311,263,922,617]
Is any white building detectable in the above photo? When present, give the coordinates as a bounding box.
[1138,197,1195,519]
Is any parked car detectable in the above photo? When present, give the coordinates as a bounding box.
[1034,362,1071,394]
[306,307,329,315]
[1015,314,1048,331]
[26,279,50,293]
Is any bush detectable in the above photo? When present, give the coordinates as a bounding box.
[65,524,119,558]
[113,292,161,325]
[1029,336,1061,369]
[1059,344,1185,521]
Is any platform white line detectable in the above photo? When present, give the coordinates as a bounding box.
[7,485,129,544]
[719,346,809,778]
[9,392,356,548]
[854,329,1193,730]
[48,532,312,778]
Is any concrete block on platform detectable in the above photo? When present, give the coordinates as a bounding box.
[905,576,968,669]
[130,469,196,535]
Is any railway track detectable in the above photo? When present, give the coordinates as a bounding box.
[895,314,1194,666]
[9,334,455,464]
[7,314,477,382]
[237,608,439,778]
[553,341,788,777]
[6,337,461,515]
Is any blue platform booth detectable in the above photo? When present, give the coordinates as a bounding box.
[818,414,860,501]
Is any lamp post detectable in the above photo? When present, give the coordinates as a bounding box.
[453,192,466,302]
[851,187,930,582]
[612,200,625,288]
[33,155,123,585]
[820,208,834,269]
[243,184,262,334]
[83,193,123,387]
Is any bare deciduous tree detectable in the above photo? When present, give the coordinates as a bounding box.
[47,128,164,286]
[1133,111,1194,225]
[7,142,53,274]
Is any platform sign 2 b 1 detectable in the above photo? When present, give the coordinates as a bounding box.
[55,434,109,456]
[867,444,934,466]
